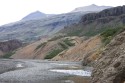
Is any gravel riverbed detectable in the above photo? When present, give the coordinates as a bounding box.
[0,59,92,83]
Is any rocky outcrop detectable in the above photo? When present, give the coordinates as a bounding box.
[0,40,22,53]
[81,5,125,24]
[60,5,125,37]
[91,30,125,83]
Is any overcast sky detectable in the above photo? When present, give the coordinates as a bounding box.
[0,0,124,26]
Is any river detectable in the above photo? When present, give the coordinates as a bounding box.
[0,59,92,83]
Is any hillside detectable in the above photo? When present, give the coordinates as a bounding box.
[91,28,125,83]
[0,40,22,58]
[60,5,125,37]
[0,4,111,43]
[11,36,77,59]
[0,10,92,43]
[11,35,102,62]
[11,5,125,61]
[2,5,125,83]
[52,36,101,61]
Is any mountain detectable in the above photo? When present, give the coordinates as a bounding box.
[0,10,95,43]
[1,5,125,83]
[22,11,47,21]
[60,5,125,37]
[0,39,22,58]
[11,5,125,60]
[0,4,112,43]
[72,4,112,12]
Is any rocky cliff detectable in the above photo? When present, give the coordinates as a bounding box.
[91,29,125,83]
[0,40,22,54]
[60,5,125,37]
[81,5,125,23]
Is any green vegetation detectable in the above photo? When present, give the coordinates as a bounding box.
[35,42,47,50]
[63,38,75,46]
[58,42,68,49]
[67,30,83,36]
[44,38,75,59]
[2,52,15,58]
[48,35,65,41]
[44,49,63,59]
[100,27,124,45]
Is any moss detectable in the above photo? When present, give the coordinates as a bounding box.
[44,49,63,59]
[100,27,124,45]
[48,35,64,41]
[67,30,83,36]
[58,42,68,49]
[63,38,75,46]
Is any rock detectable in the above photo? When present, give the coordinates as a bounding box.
[81,5,125,24]
[91,30,125,83]
[0,40,22,53]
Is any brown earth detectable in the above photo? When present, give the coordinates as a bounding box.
[11,38,49,59]
[52,36,102,61]
[11,36,78,59]
[12,35,102,63]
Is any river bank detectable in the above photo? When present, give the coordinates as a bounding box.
[0,59,92,83]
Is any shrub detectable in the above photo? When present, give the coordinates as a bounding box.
[48,35,64,41]
[2,52,15,58]
[63,38,75,46]
[44,49,63,59]
[100,27,124,45]
[58,42,68,49]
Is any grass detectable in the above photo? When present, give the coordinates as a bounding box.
[44,49,63,59]
[58,42,68,49]
[48,35,64,41]
[44,38,75,59]
[63,38,75,46]
[100,27,124,45]
[2,52,15,58]
[67,30,83,36]
[35,42,47,50]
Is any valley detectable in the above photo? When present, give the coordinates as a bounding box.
[0,4,125,83]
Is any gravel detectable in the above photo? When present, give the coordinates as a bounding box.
[0,59,91,83]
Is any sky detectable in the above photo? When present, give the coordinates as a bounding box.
[0,0,124,26]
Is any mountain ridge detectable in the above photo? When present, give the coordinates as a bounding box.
[0,5,105,43]
[72,4,112,12]
[22,11,47,21]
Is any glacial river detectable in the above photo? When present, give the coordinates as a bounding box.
[0,59,92,83]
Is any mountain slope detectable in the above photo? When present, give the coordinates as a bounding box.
[0,4,110,43]
[11,36,76,59]
[11,5,125,60]
[0,11,92,43]
[52,36,101,61]
[60,5,125,37]
[72,4,112,12]
[91,28,125,83]
[0,40,22,58]
[22,11,47,21]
